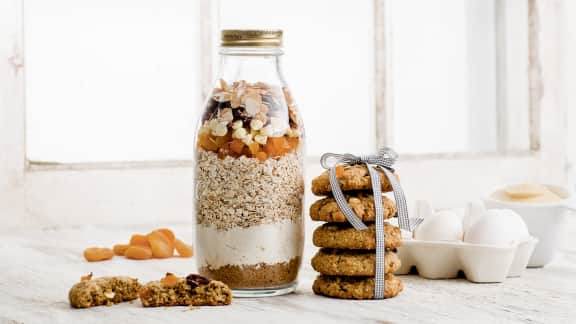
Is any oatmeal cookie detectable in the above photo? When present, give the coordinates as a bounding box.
[68,275,142,308]
[313,222,402,250]
[312,274,403,299]
[139,273,232,307]
[311,165,398,196]
[310,193,396,222]
[311,248,401,276]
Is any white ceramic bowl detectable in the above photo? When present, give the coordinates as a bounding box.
[484,184,575,267]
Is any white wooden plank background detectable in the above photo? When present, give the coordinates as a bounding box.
[0,216,575,324]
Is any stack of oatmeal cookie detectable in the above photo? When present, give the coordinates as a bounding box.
[309,165,404,299]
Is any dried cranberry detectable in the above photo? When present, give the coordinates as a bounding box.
[232,108,253,125]
[186,274,211,288]
[202,98,219,122]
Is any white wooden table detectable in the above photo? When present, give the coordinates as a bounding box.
[1,217,575,324]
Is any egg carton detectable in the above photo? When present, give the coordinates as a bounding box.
[395,237,538,283]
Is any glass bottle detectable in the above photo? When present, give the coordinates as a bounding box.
[194,30,304,297]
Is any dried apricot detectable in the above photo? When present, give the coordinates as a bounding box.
[248,142,260,156]
[335,166,345,177]
[241,145,252,157]
[124,245,153,260]
[286,137,299,151]
[129,234,150,247]
[229,139,245,155]
[217,145,231,159]
[214,133,232,148]
[265,137,289,157]
[174,239,194,257]
[147,231,174,258]
[83,247,114,262]
[160,272,180,288]
[113,244,130,256]
[197,133,219,151]
[155,228,175,242]
[255,151,268,162]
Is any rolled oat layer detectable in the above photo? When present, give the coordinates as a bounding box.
[195,149,304,230]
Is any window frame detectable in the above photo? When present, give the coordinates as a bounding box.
[0,0,568,228]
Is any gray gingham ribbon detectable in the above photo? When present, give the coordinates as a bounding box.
[320,148,413,299]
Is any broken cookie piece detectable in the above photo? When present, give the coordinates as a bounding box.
[68,274,142,308]
[139,273,232,307]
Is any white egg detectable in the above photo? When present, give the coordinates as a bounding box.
[463,209,530,245]
[413,210,464,241]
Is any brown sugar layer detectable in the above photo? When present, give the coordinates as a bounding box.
[199,257,301,289]
[309,193,396,223]
[139,274,232,307]
[313,222,402,250]
[311,248,401,276]
[68,276,142,308]
[195,149,304,230]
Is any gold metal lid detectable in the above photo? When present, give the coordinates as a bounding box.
[221,29,283,47]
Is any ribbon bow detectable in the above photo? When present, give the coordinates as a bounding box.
[320,148,412,299]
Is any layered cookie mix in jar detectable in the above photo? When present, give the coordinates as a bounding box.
[194,30,304,297]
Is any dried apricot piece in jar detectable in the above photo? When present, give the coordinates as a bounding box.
[197,132,219,152]
[124,245,153,260]
[174,239,194,257]
[229,139,245,155]
[286,137,299,151]
[154,228,175,242]
[83,247,114,262]
[113,244,130,256]
[248,142,260,156]
[214,133,232,149]
[266,137,289,157]
[263,140,278,157]
[147,231,174,258]
[241,145,252,157]
[129,234,150,247]
[255,151,268,162]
